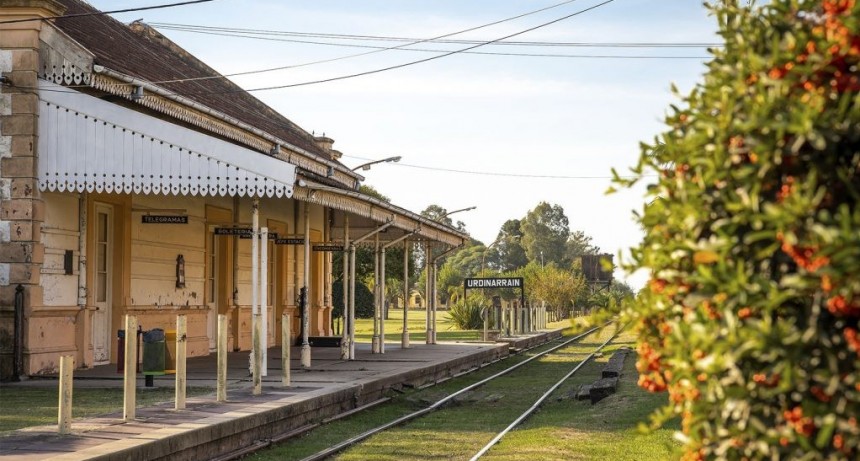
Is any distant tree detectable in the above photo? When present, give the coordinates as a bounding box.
[420,204,467,232]
[488,219,528,272]
[359,184,390,202]
[565,229,599,263]
[417,243,484,305]
[520,202,570,266]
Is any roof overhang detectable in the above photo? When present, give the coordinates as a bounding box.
[293,181,468,248]
[37,79,295,197]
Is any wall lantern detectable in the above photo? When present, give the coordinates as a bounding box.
[176,254,186,288]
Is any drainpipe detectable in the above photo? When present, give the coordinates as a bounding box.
[13,284,24,381]
[78,193,87,308]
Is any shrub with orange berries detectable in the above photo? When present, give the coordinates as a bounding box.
[615,0,860,458]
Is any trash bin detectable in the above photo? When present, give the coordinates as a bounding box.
[142,328,166,376]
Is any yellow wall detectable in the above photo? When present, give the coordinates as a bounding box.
[34,191,331,373]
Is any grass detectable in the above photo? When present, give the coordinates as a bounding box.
[0,386,213,433]
[349,308,570,344]
[247,325,679,461]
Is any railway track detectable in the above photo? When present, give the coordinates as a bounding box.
[257,322,619,461]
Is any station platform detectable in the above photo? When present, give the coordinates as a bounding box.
[0,330,562,461]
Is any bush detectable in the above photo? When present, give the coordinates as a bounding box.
[618,1,859,459]
[448,294,487,330]
[332,279,375,319]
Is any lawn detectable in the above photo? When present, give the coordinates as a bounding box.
[348,308,570,344]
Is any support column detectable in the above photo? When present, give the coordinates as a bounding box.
[251,200,261,395]
[402,240,410,349]
[349,245,356,359]
[260,227,268,377]
[0,0,64,380]
[301,203,311,368]
[431,260,438,344]
[340,216,350,359]
[425,243,431,345]
[371,235,380,353]
[380,246,386,354]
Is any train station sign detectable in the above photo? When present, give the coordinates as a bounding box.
[463,277,524,289]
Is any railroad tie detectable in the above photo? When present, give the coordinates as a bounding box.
[576,347,632,404]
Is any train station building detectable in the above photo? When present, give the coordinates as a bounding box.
[0,0,467,379]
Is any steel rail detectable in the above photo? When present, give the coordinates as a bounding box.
[470,325,623,460]
[298,324,608,461]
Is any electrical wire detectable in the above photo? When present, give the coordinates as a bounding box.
[150,22,721,48]
[149,26,710,59]
[340,155,650,180]
[139,0,593,85]
[0,0,216,25]
[196,0,620,94]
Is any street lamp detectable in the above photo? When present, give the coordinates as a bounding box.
[438,206,477,220]
[351,156,401,171]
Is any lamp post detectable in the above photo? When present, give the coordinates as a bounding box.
[438,206,476,221]
[351,156,401,171]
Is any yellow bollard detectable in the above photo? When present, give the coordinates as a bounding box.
[123,315,138,421]
[253,313,262,396]
[58,355,74,434]
[217,314,227,402]
[282,313,290,387]
[175,315,187,410]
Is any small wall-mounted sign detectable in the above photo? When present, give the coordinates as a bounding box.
[214,227,252,236]
[142,215,188,224]
[276,238,306,245]
[312,244,345,252]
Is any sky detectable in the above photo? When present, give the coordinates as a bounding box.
[89,0,720,288]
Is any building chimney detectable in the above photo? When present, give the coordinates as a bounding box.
[314,136,334,153]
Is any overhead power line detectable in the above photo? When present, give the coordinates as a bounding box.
[145,0,593,85]
[199,0,621,93]
[149,25,710,60]
[0,0,216,25]
[150,22,721,49]
[340,155,650,180]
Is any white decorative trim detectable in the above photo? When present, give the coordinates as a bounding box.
[37,80,296,198]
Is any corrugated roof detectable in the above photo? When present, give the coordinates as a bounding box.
[52,0,332,160]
